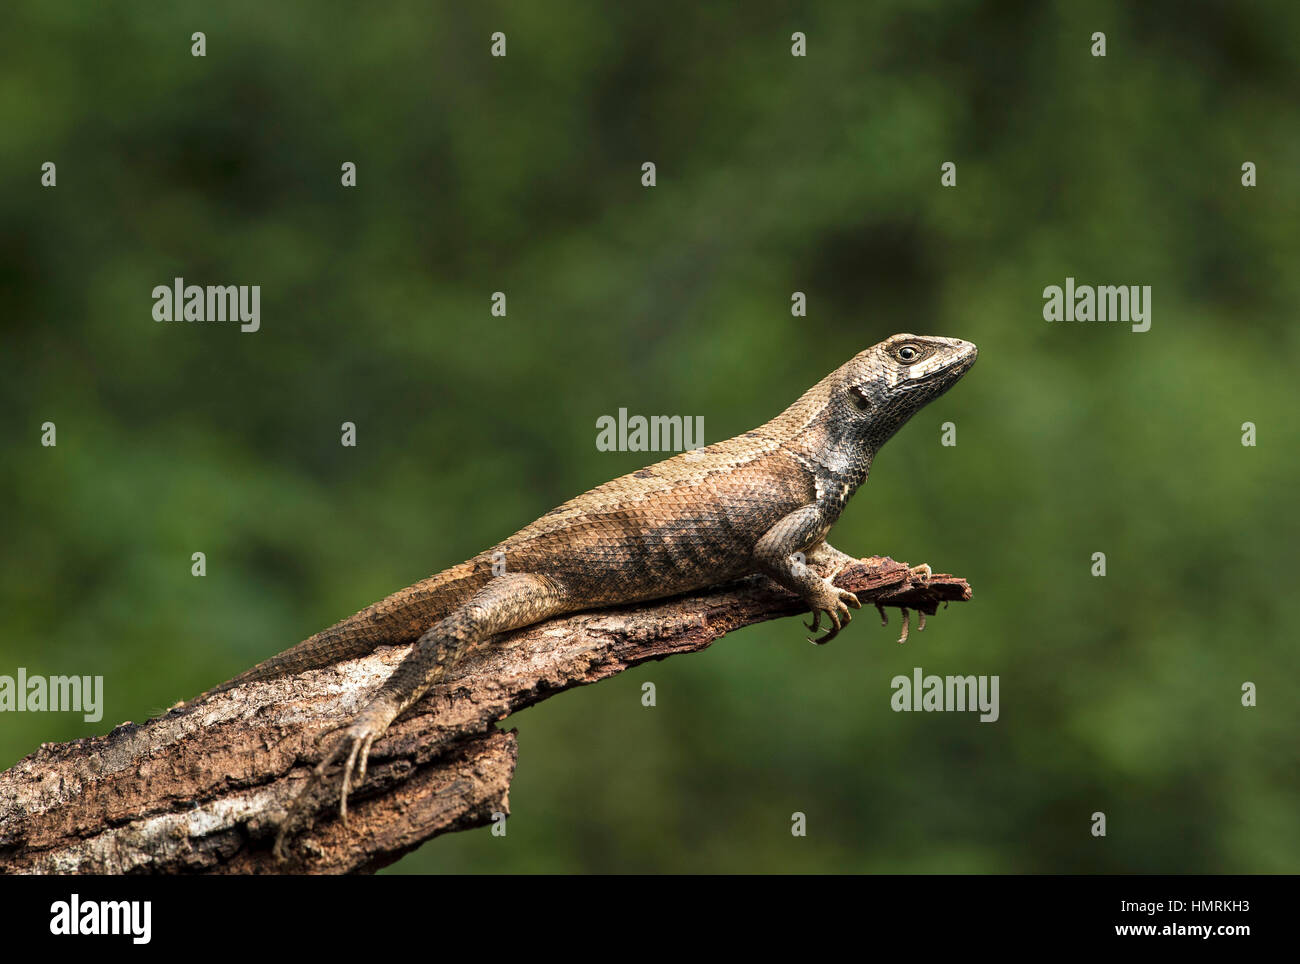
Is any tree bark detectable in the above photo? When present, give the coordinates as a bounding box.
[0,557,970,874]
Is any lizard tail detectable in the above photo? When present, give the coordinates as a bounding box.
[200,622,381,699]
[189,559,491,706]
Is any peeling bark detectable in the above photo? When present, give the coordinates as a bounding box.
[0,557,970,874]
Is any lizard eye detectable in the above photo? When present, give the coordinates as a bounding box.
[897,345,921,363]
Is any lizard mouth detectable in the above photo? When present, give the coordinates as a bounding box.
[904,360,968,389]
[903,345,977,390]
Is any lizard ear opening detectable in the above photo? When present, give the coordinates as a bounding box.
[848,385,872,412]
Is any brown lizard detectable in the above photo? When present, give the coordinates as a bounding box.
[198,333,977,855]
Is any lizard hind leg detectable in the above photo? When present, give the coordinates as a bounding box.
[275,572,568,858]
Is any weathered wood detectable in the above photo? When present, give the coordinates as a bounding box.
[0,557,970,874]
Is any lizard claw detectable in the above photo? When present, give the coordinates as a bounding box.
[807,587,860,645]
[272,708,393,860]
[339,729,381,823]
[332,712,390,823]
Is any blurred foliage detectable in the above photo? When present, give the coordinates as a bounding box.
[1,0,1297,873]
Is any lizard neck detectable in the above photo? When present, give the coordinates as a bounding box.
[808,447,872,521]
[781,419,875,520]
[760,373,875,516]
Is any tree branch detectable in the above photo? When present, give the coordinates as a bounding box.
[0,557,970,874]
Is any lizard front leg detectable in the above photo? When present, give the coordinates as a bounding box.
[275,571,567,857]
[804,540,858,581]
[752,505,861,645]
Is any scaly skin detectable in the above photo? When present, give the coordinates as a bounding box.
[194,333,978,856]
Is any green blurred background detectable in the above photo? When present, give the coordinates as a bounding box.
[2,0,1297,873]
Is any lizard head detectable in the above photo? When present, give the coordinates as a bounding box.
[837,333,978,452]
[766,333,977,475]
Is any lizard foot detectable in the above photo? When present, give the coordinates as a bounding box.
[273,705,395,861]
[805,584,861,645]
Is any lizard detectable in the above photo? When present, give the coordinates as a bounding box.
[196,332,977,855]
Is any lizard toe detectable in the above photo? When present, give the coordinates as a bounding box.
[356,733,376,785]
[339,739,361,824]
[809,606,845,645]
